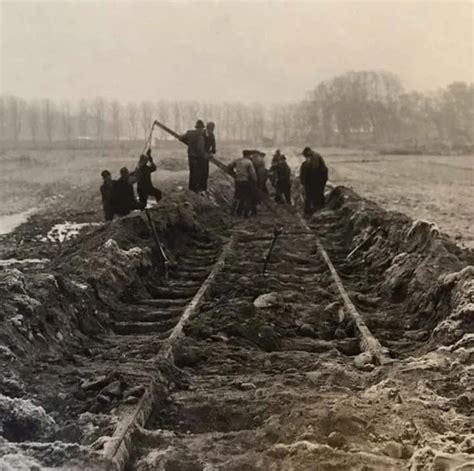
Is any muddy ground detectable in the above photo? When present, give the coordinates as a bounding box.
[0,155,473,470]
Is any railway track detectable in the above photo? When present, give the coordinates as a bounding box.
[3,185,470,470]
[87,201,420,471]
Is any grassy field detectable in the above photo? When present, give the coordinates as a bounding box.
[0,145,472,246]
[327,152,474,248]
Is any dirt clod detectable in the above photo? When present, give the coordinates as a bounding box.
[327,431,347,449]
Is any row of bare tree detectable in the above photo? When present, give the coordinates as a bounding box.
[303,71,473,147]
[0,71,472,148]
[0,97,296,145]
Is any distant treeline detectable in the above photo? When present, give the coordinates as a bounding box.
[0,70,472,151]
[303,71,473,152]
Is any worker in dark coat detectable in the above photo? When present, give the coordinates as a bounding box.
[113,167,140,216]
[135,149,162,209]
[228,150,257,218]
[299,146,328,216]
[180,120,206,193]
[270,154,292,204]
[100,170,115,221]
[251,150,268,194]
[271,149,282,166]
[246,150,267,216]
[202,121,217,192]
[269,149,282,189]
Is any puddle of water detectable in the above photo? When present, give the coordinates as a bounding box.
[0,208,37,235]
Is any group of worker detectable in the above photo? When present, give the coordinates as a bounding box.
[178,119,328,217]
[226,148,289,217]
[225,146,328,218]
[100,117,329,221]
[100,149,162,221]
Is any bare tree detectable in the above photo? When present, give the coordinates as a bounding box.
[173,102,181,132]
[78,99,89,138]
[156,101,169,139]
[140,101,153,139]
[42,99,55,143]
[27,101,40,143]
[8,96,24,142]
[110,100,122,142]
[250,103,265,142]
[126,102,139,140]
[61,101,73,142]
[93,97,105,141]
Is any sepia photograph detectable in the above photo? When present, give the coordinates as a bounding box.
[0,1,472,469]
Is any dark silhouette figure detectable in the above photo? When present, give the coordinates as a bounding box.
[113,167,140,216]
[136,149,162,209]
[300,147,328,216]
[270,154,292,204]
[180,120,206,193]
[100,169,115,221]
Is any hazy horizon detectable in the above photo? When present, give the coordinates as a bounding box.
[1,1,472,104]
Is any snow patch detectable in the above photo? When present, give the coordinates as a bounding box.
[0,394,56,442]
[0,259,49,267]
[45,222,101,243]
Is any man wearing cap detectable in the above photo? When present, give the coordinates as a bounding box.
[228,150,257,217]
[300,146,328,216]
[180,120,206,193]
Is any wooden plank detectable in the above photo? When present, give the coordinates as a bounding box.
[102,381,155,471]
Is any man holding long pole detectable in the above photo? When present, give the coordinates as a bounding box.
[180,119,206,194]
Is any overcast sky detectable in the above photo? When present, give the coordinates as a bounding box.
[0,1,472,103]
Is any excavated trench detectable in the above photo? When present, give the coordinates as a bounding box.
[0,175,472,470]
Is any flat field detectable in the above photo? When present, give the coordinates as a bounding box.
[0,145,472,246]
[327,151,473,247]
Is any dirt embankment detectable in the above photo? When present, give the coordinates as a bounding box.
[0,177,233,469]
[319,186,473,350]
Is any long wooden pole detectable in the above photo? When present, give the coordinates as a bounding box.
[153,120,233,175]
[153,120,282,216]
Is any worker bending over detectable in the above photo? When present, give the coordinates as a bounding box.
[228,150,257,218]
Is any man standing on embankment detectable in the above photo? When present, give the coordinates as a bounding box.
[180,120,206,193]
[300,146,328,216]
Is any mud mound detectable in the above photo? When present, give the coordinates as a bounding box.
[316,186,473,350]
[0,176,232,359]
[0,394,56,442]
[0,174,233,467]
